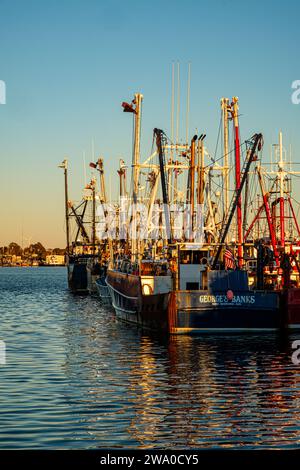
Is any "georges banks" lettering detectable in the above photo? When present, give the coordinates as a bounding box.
[199,295,255,304]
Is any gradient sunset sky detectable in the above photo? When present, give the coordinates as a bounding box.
[0,0,299,247]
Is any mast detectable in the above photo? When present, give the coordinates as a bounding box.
[189,135,197,238]
[256,166,280,266]
[91,179,96,257]
[118,159,127,198]
[197,134,205,205]
[221,98,230,228]
[279,131,285,248]
[132,93,143,203]
[122,93,143,263]
[97,158,107,203]
[169,62,175,203]
[186,62,191,145]
[132,93,143,262]
[59,159,70,255]
[95,158,114,266]
[231,97,243,268]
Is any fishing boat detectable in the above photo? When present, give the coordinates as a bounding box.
[67,253,89,294]
[242,132,300,329]
[106,93,284,334]
[59,160,101,294]
[107,246,280,334]
[60,85,300,332]
[95,272,112,305]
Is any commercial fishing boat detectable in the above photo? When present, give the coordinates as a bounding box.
[107,245,280,334]
[59,159,110,294]
[60,86,300,332]
[105,93,287,333]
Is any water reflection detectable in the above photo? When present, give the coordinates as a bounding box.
[63,308,300,449]
[1,268,300,448]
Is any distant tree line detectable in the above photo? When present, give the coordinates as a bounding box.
[0,242,65,261]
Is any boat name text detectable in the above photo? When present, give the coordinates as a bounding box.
[199,294,256,305]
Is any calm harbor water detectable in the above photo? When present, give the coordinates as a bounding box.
[0,267,300,449]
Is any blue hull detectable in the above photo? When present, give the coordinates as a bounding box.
[106,270,281,334]
[168,290,280,334]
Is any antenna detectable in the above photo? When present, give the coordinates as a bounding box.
[186,62,191,145]
[171,62,175,147]
[176,62,180,145]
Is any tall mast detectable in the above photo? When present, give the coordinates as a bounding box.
[176,62,180,147]
[132,93,143,203]
[186,63,191,145]
[169,62,175,198]
[97,158,107,203]
[221,98,230,239]
[96,158,114,266]
[189,135,197,238]
[118,159,127,198]
[231,97,243,268]
[91,178,96,257]
[279,131,285,248]
[59,159,70,255]
[122,93,143,263]
[197,135,205,205]
[132,93,143,262]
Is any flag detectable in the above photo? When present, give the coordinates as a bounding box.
[224,248,236,270]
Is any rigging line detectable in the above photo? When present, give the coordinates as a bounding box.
[212,114,222,163]
[289,193,300,206]
[204,140,247,170]
[162,126,242,171]
[208,177,237,193]
[287,172,300,178]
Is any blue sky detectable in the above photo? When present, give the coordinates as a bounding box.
[0,0,299,247]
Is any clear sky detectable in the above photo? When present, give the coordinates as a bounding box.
[0,0,299,248]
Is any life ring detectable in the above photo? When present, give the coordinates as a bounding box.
[142,283,153,295]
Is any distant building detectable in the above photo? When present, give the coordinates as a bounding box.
[11,255,22,265]
[45,254,65,266]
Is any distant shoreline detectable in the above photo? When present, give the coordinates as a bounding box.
[0,265,66,268]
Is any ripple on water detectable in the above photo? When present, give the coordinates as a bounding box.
[0,267,300,448]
